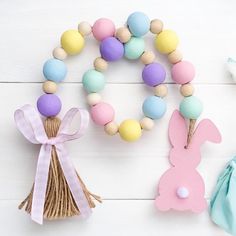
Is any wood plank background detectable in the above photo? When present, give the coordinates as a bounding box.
[1,0,236,235]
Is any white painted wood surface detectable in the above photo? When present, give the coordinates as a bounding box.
[0,0,235,235]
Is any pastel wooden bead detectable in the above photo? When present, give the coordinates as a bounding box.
[91,102,115,125]
[180,84,194,97]
[141,51,155,65]
[94,57,108,72]
[124,37,145,60]
[116,27,131,43]
[155,30,179,54]
[42,81,57,94]
[154,84,168,97]
[78,21,92,36]
[171,61,195,84]
[61,30,85,55]
[140,117,154,130]
[87,93,102,106]
[150,19,163,34]
[52,47,67,60]
[104,121,119,135]
[92,18,115,41]
[168,50,183,64]
[119,119,142,142]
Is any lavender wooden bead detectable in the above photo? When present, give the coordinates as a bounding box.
[142,63,166,87]
[37,94,62,117]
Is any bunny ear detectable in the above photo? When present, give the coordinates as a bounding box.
[190,119,222,148]
[168,110,188,147]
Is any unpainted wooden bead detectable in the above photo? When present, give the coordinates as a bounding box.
[52,47,67,60]
[94,57,108,71]
[78,21,92,36]
[154,84,168,97]
[180,83,194,97]
[115,27,131,43]
[140,117,154,130]
[168,50,183,64]
[104,121,119,135]
[150,19,163,34]
[42,81,57,94]
[141,51,155,65]
[87,93,102,106]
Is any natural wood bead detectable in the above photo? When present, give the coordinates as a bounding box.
[116,27,131,43]
[168,49,183,64]
[150,19,163,34]
[94,57,108,72]
[87,93,102,106]
[154,84,168,97]
[180,83,194,97]
[42,81,57,94]
[140,117,154,131]
[141,51,155,65]
[52,47,67,60]
[104,121,119,135]
[78,21,92,36]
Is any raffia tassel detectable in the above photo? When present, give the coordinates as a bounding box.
[186,119,196,148]
[18,117,102,220]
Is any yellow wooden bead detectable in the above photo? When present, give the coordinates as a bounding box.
[87,93,102,106]
[78,21,92,36]
[61,30,85,55]
[94,57,108,72]
[116,27,131,43]
[168,50,183,64]
[154,84,168,97]
[150,19,163,34]
[140,117,154,130]
[141,51,155,65]
[52,47,67,60]
[104,122,119,135]
[119,119,142,142]
[42,81,57,94]
[155,30,179,54]
[180,84,194,97]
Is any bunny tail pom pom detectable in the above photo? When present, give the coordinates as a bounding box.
[227,57,236,81]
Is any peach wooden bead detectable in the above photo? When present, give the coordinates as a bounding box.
[42,81,57,94]
[168,50,183,64]
[78,21,92,36]
[150,19,163,34]
[140,117,154,130]
[94,57,108,72]
[52,47,67,60]
[141,51,155,65]
[154,84,168,97]
[115,27,131,43]
[180,83,194,97]
[87,93,102,106]
[104,121,119,135]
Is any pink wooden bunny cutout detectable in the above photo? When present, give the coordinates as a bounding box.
[155,110,221,213]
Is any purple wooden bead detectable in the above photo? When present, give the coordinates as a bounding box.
[142,63,166,87]
[100,37,124,61]
[37,94,62,117]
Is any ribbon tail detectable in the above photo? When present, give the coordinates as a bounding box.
[56,145,92,218]
[31,144,52,224]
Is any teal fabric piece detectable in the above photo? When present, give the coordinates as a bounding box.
[210,156,236,235]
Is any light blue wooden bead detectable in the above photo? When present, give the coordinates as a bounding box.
[82,69,105,93]
[180,96,203,119]
[124,37,145,60]
[142,96,167,119]
[127,12,150,37]
[43,59,67,83]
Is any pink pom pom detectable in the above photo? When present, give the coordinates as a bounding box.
[91,102,115,125]
[92,18,115,41]
[171,61,195,84]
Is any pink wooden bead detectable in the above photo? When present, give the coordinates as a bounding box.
[92,18,115,41]
[91,102,115,125]
[171,61,195,84]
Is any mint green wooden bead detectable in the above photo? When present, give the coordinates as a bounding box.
[124,37,145,60]
[179,96,203,119]
[82,69,105,93]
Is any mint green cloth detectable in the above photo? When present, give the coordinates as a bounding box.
[210,156,236,235]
